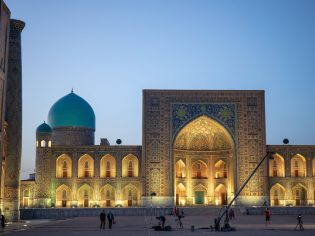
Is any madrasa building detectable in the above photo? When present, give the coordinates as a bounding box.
[20,90,315,209]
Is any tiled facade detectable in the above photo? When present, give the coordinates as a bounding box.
[21,89,315,208]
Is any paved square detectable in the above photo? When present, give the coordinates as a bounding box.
[2,213,315,236]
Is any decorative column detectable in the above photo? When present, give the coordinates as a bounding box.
[3,19,25,222]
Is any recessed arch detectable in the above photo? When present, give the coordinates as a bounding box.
[270,183,286,206]
[292,183,307,206]
[122,183,139,207]
[214,160,227,179]
[56,154,72,178]
[77,184,94,208]
[122,154,139,177]
[56,184,72,208]
[100,184,116,207]
[215,184,227,205]
[175,159,186,178]
[176,183,186,206]
[269,153,285,177]
[191,160,208,179]
[100,154,116,178]
[78,154,94,178]
[173,115,235,206]
[291,154,306,177]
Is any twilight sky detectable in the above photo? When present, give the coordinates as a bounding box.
[5,0,315,179]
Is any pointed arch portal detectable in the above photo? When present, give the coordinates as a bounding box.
[173,115,235,206]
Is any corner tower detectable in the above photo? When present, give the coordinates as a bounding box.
[34,122,52,207]
[47,91,95,146]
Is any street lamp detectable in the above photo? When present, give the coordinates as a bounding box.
[215,152,275,231]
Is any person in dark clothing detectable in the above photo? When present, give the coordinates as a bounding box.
[156,216,166,229]
[1,215,5,228]
[100,210,106,229]
[107,210,115,229]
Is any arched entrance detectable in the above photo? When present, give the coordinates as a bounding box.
[270,183,285,206]
[173,115,235,206]
[292,184,307,206]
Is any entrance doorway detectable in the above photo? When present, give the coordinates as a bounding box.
[195,191,204,204]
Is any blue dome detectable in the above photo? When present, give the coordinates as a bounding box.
[47,92,95,129]
[36,122,52,133]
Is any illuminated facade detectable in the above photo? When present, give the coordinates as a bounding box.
[20,90,315,208]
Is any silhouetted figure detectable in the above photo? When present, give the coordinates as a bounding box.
[295,214,304,231]
[1,215,5,230]
[107,210,115,229]
[265,208,271,225]
[156,216,166,229]
[100,210,106,229]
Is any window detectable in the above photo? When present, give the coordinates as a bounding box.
[40,140,46,147]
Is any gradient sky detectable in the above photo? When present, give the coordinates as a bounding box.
[5,0,315,179]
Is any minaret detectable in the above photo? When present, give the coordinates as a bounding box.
[4,19,25,221]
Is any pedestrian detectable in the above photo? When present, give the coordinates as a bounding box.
[265,208,271,225]
[181,209,184,217]
[107,210,115,229]
[100,210,106,229]
[156,215,166,229]
[1,214,5,231]
[229,208,235,220]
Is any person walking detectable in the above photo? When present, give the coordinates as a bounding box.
[107,210,115,229]
[265,208,271,225]
[100,210,106,230]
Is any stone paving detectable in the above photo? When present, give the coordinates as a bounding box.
[1,213,315,236]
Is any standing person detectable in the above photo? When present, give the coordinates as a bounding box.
[100,210,106,230]
[107,210,115,229]
[1,214,5,231]
[265,208,271,225]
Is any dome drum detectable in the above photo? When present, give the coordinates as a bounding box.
[51,127,95,146]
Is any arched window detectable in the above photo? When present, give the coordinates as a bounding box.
[62,161,68,178]
[48,140,52,147]
[78,155,94,178]
[84,161,89,177]
[269,154,285,177]
[122,154,139,177]
[106,161,111,177]
[128,160,133,177]
[106,190,110,198]
[291,154,306,177]
[40,140,46,147]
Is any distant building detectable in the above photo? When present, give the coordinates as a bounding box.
[20,90,315,208]
[0,0,25,221]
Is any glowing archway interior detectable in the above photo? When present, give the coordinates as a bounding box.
[174,115,233,151]
[173,115,234,206]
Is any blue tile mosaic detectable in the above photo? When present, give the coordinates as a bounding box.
[171,103,236,138]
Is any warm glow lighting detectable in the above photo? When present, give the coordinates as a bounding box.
[180,199,186,206]
[215,198,219,206]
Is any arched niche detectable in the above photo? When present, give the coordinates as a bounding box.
[78,154,94,178]
[56,154,72,178]
[122,154,139,177]
[100,154,116,178]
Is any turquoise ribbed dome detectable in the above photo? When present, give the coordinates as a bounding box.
[36,122,52,133]
[47,92,95,129]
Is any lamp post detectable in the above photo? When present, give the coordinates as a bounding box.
[215,152,275,231]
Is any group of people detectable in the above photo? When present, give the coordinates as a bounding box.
[99,210,115,230]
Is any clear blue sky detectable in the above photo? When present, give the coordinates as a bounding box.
[5,0,315,179]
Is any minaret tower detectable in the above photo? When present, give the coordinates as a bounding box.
[34,122,53,207]
[3,19,25,221]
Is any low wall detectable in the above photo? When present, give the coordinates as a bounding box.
[242,206,315,215]
[20,207,173,220]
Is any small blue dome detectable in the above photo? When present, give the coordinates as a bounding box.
[47,91,95,129]
[36,122,52,133]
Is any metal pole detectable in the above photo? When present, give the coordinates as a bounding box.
[216,152,274,230]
